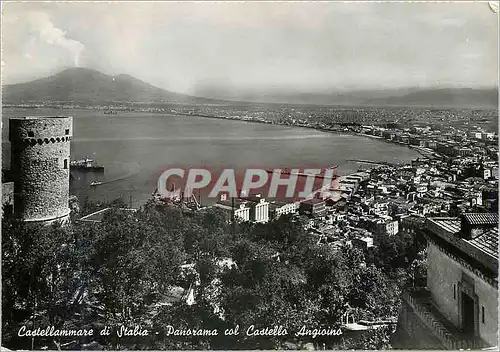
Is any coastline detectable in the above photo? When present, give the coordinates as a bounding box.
[3,105,429,159]
[3,105,439,211]
[172,112,427,157]
[176,113,438,160]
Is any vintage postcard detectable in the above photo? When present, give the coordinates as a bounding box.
[1,1,498,350]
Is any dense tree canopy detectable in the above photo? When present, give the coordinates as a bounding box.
[2,200,425,350]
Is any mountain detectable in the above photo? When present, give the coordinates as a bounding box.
[2,67,220,105]
[192,85,421,106]
[3,68,498,108]
[194,84,498,108]
[364,88,498,109]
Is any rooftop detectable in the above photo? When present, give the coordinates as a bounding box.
[270,200,289,207]
[426,215,498,280]
[216,198,248,208]
[242,195,269,204]
[469,227,498,260]
[301,198,325,205]
[462,213,499,226]
[213,203,233,211]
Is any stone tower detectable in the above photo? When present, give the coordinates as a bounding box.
[9,116,73,222]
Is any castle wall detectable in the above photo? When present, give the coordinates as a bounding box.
[392,299,446,349]
[427,241,498,346]
[9,116,73,222]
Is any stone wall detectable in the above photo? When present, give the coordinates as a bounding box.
[392,298,446,349]
[427,241,498,346]
[470,265,498,346]
[9,116,73,222]
[427,242,462,327]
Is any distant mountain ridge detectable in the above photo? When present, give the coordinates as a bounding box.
[2,67,498,108]
[365,87,498,109]
[196,86,498,108]
[2,67,219,105]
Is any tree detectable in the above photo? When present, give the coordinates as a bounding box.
[2,218,85,350]
[408,249,427,288]
[151,301,230,350]
[336,326,393,350]
[2,197,411,350]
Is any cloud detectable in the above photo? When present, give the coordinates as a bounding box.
[1,2,497,90]
[25,11,84,67]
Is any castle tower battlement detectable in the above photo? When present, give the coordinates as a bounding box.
[9,116,73,222]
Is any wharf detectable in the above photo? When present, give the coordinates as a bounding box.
[265,166,338,179]
[347,159,401,167]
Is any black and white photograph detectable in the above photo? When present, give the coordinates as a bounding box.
[1,1,499,350]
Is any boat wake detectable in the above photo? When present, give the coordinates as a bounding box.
[97,162,141,185]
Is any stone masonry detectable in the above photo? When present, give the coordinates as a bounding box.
[9,116,73,222]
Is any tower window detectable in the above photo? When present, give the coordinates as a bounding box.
[65,129,70,135]
[64,159,68,169]
[28,131,34,137]
[453,284,456,299]
[482,306,485,324]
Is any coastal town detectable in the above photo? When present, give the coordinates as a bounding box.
[142,106,498,251]
[2,1,498,350]
[143,105,498,350]
[3,103,498,350]
[5,100,498,234]
[8,101,497,234]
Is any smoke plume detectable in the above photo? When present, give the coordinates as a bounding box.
[27,11,84,67]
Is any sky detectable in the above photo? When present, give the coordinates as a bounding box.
[1,1,498,95]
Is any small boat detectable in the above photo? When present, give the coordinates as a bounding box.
[90,181,103,187]
[70,157,105,172]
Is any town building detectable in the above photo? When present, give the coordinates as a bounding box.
[299,198,326,217]
[245,195,270,223]
[397,213,498,349]
[213,199,251,222]
[352,236,374,251]
[269,200,298,219]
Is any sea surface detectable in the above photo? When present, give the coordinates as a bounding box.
[2,108,420,207]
